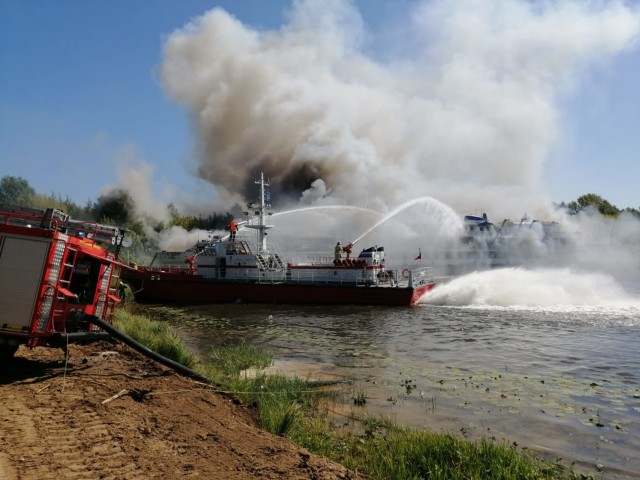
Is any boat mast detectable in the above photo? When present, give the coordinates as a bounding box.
[246,172,274,253]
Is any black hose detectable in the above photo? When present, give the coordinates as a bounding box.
[85,315,341,391]
[84,314,214,385]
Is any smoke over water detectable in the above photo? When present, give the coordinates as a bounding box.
[160,0,639,214]
[138,0,640,303]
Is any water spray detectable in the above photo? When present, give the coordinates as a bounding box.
[351,196,463,245]
[272,205,382,218]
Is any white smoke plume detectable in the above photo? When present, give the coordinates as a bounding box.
[156,225,214,251]
[109,145,171,221]
[160,0,640,217]
[561,207,640,279]
[139,0,640,291]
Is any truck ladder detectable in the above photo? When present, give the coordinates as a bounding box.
[93,263,120,327]
[51,244,78,331]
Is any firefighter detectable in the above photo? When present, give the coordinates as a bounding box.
[334,241,342,262]
[226,219,238,241]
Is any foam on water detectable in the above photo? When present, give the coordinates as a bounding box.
[423,267,640,316]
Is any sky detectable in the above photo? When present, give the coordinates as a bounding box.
[2,0,640,222]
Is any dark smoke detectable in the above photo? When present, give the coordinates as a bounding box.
[93,189,134,224]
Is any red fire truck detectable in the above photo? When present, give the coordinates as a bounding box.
[0,204,130,360]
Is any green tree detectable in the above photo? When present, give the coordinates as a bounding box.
[0,176,36,206]
[624,207,640,219]
[167,202,179,220]
[92,189,134,225]
[565,193,620,217]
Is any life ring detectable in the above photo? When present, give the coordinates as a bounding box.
[402,268,410,279]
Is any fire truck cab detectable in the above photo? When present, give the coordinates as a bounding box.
[0,204,129,359]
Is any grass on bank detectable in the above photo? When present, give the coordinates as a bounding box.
[114,309,583,480]
[115,309,200,369]
[292,416,567,480]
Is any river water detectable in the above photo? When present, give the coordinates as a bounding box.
[136,267,640,479]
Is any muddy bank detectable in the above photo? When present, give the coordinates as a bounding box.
[0,342,359,479]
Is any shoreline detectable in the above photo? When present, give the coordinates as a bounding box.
[0,341,360,479]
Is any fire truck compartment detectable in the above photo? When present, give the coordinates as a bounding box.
[0,234,50,331]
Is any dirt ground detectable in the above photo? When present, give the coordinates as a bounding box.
[0,341,362,480]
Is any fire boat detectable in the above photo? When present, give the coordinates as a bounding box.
[121,173,436,306]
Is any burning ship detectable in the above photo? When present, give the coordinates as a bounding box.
[421,212,570,277]
[122,173,436,306]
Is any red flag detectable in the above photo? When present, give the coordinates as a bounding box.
[415,248,422,261]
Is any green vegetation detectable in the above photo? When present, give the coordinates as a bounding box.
[3,175,639,265]
[201,340,313,436]
[351,383,368,406]
[229,373,313,436]
[115,309,200,370]
[113,308,583,479]
[0,176,36,206]
[209,340,273,378]
[307,418,565,480]
[0,175,241,263]
[558,193,640,218]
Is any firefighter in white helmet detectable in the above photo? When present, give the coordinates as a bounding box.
[334,241,342,262]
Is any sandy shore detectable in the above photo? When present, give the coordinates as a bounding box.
[0,341,361,479]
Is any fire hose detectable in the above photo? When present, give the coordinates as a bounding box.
[82,313,214,385]
[67,313,345,389]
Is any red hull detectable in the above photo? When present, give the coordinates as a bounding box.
[122,269,434,306]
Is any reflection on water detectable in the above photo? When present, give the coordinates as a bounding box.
[135,302,640,479]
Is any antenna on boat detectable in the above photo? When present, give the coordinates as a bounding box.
[245,172,274,253]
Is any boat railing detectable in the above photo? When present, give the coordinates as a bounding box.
[285,267,370,286]
[135,265,192,274]
[261,242,287,270]
[284,266,432,288]
[408,266,434,288]
[133,255,434,289]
